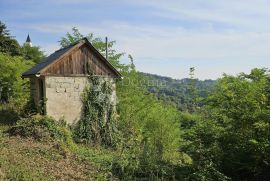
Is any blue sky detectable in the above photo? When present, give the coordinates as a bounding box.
[1,0,270,79]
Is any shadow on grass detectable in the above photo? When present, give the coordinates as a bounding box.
[0,109,19,126]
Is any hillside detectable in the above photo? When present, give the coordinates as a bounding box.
[0,118,117,180]
[141,72,216,110]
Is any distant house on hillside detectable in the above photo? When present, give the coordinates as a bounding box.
[22,38,121,124]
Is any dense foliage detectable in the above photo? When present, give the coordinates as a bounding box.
[0,21,45,125]
[0,53,33,108]
[206,69,270,180]
[0,21,21,56]
[21,44,45,63]
[115,69,189,179]
[7,115,73,145]
[179,68,270,180]
[142,72,216,111]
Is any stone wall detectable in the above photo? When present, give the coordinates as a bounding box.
[44,76,116,125]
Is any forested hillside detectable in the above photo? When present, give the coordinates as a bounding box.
[141,72,216,111]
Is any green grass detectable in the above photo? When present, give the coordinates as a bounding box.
[0,117,121,181]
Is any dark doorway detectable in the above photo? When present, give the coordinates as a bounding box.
[38,79,45,115]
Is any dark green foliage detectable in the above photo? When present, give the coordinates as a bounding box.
[179,112,229,180]
[0,22,43,107]
[205,68,270,180]
[0,108,19,125]
[0,21,21,56]
[142,72,216,111]
[0,52,36,125]
[0,53,34,106]
[7,115,73,144]
[179,68,270,180]
[187,67,198,112]
[21,44,45,63]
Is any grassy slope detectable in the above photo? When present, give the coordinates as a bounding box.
[0,124,117,180]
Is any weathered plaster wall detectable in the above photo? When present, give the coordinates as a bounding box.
[44,76,116,125]
[45,76,88,124]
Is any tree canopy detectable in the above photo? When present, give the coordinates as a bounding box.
[21,44,45,63]
[0,21,21,56]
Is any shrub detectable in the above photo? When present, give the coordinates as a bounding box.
[7,115,74,147]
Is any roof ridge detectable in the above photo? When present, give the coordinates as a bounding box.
[55,39,82,52]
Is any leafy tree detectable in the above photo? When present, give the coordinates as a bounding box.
[21,44,45,63]
[0,53,34,108]
[176,68,270,180]
[205,68,270,180]
[179,112,229,180]
[0,21,21,56]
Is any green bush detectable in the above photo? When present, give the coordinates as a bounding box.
[7,115,74,146]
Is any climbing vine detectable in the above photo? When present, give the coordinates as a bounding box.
[73,71,118,147]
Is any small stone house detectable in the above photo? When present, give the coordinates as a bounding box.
[22,38,121,124]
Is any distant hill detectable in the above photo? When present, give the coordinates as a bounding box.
[141,72,216,111]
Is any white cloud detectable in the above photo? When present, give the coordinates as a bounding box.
[123,0,270,31]
[25,0,270,79]
[98,22,270,59]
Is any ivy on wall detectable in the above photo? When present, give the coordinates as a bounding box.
[73,70,118,146]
